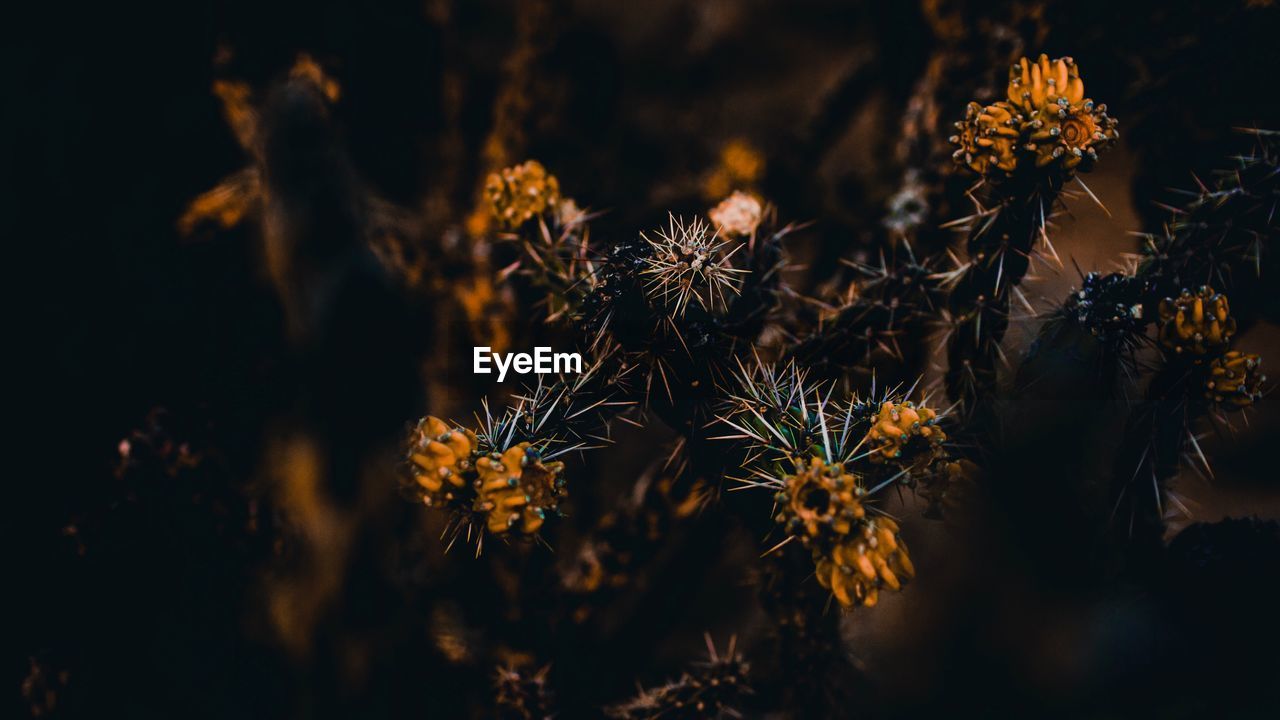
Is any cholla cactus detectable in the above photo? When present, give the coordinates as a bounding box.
[1095,135,1274,549]
[1136,130,1279,312]
[607,636,750,719]
[488,162,598,325]
[403,353,636,550]
[1158,286,1237,356]
[716,359,934,609]
[1205,351,1265,408]
[157,21,1280,718]
[484,160,562,230]
[944,53,1117,436]
[640,214,746,317]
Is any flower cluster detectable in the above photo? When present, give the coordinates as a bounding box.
[773,457,914,608]
[1149,287,1264,409]
[1205,351,1265,409]
[950,54,1117,176]
[814,516,914,608]
[476,444,565,535]
[862,400,946,466]
[484,160,562,230]
[1157,286,1236,356]
[952,101,1020,175]
[407,416,477,507]
[775,456,866,542]
[405,416,566,539]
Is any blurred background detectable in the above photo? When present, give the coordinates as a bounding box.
[8,0,1280,717]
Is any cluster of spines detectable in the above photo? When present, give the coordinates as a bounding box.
[787,249,943,382]
[639,214,748,318]
[1133,132,1280,334]
[571,201,792,431]
[605,636,750,720]
[715,358,950,479]
[1059,271,1148,352]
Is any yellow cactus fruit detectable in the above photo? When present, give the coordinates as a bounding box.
[1008,54,1117,171]
[950,101,1021,175]
[476,443,565,536]
[863,400,946,465]
[952,54,1116,176]
[775,456,865,543]
[483,160,561,230]
[1205,351,1265,408]
[1022,99,1117,171]
[1006,54,1085,114]
[814,517,915,608]
[1158,287,1236,355]
[407,416,478,505]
